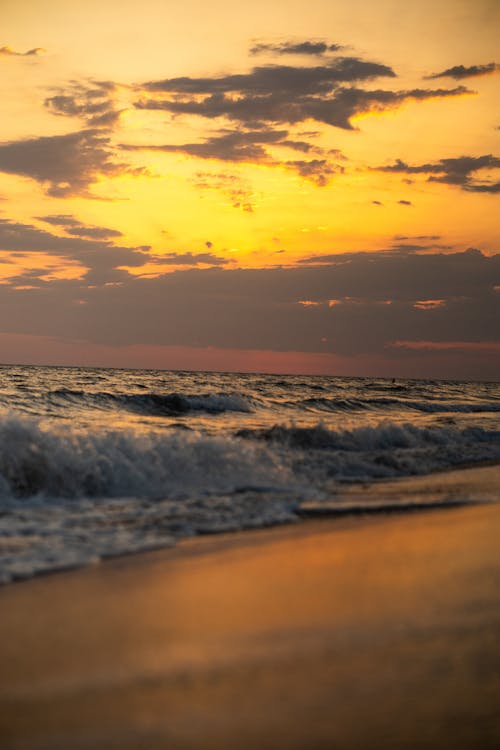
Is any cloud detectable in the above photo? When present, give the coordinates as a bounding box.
[394,234,441,241]
[135,69,469,130]
[374,154,500,193]
[426,62,499,80]
[140,59,397,96]
[122,128,343,185]
[0,247,497,366]
[137,58,454,132]
[285,159,338,185]
[0,46,44,57]
[250,41,342,56]
[36,214,123,239]
[44,80,121,129]
[278,139,316,153]
[390,340,500,352]
[0,217,151,284]
[35,214,81,228]
[65,226,124,239]
[389,242,452,253]
[0,129,142,197]
[397,199,413,206]
[191,171,256,211]
[160,252,227,266]
[465,182,500,194]
[123,128,288,162]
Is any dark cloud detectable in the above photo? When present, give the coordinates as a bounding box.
[0,246,497,367]
[160,252,227,266]
[123,129,288,162]
[0,46,44,57]
[465,182,500,194]
[0,218,150,285]
[135,66,469,130]
[426,62,499,80]
[278,139,315,153]
[250,41,343,56]
[135,58,431,132]
[36,214,123,239]
[398,199,413,206]
[0,129,141,197]
[394,235,441,241]
[389,242,452,253]
[65,226,124,239]
[44,80,121,129]
[140,59,397,95]
[284,159,338,185]
[122,128,342,185]
[372,200,383,206]
[375,154,500,193]
[36,215,81,228]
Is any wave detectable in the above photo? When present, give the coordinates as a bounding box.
[236,422,500,480]
[48,389,253,416]
[1,412,499,584]
[237,421,500,450]
[0,413,287,500]
[295,396,500,414]
[1,413,499,501]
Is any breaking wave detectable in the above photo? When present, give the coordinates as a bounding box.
[0,414,288,500]
[47,389,253,416]
[1,408,500,584]
[0,413,499,502]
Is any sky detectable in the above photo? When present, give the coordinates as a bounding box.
[0,0,499,379]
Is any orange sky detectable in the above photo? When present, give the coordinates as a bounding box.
[0,0,499,377]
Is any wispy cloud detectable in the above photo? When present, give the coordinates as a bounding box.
[390,340,500,352]
[160,252,227,266]
[121,127,343,185]
[36,215,123,239]
[45,80,122,129]
[426,62,499,80]
[0,45,44,57]
[374,154,500,193]
[250,40,343,56]
[191,171,256,212]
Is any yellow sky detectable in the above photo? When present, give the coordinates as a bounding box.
[1,0,499,277]
[0,0,498,375]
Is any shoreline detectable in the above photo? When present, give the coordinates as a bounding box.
[3,461,500,589]
[1,485,500,749]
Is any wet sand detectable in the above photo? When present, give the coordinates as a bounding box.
[1,483,500,748]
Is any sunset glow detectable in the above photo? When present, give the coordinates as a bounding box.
[1,0,499,377]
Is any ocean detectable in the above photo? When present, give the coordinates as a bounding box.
[0,365,499,584]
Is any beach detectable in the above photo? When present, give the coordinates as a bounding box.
[1,1,499,745]
[1,466,500,750]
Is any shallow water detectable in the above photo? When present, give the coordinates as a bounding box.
[0,365,499,583]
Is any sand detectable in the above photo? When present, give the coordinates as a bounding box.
[1,472,500,749]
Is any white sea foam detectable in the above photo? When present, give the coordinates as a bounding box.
[0,413,288,499]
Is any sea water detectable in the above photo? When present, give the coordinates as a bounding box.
[0,365,499,583]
